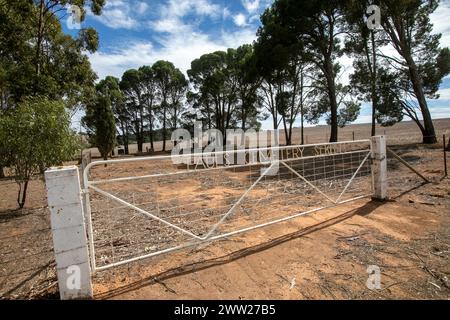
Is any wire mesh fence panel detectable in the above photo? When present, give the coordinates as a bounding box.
[84,141,373,271]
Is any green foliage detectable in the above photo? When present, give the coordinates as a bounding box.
[256,0,347,142]
[153,60,188,150]
[336,101,361,128]
[0,0,102,109]
[0,97,78,208]
[82,95,116,160]
[376,0,449,143]
[187,46,263,142]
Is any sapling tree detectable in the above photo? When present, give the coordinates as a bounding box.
[0,97,78,208]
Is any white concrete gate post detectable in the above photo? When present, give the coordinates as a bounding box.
[45,166,93,300]
[371,136,388,200]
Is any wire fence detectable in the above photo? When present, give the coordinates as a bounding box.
[85,142,373,271]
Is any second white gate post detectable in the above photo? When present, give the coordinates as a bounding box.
[371,136,388,200]
[45,166,93,300]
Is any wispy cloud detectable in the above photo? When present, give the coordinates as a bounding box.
[91,0,149,29]
[150,0,222,33]
[89,28,257,79]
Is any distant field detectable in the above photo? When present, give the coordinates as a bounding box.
[87,119,450,157]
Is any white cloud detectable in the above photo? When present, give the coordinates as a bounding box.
[89,27,258,80]
[161,0,221,22]
[151,17,190,33]
[221,28,257,48]
[91,0,148,29]
[242,0,261,14]
[150,0,222,34]
[233,13,248,27]
[430,2,450,47]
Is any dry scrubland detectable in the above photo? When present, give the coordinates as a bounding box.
[0,119,449,299]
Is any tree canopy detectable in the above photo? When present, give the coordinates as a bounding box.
[0,97,78,208]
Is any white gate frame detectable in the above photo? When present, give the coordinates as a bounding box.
[45,136,387,299]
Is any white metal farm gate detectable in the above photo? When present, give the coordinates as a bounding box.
[82,139,375,273]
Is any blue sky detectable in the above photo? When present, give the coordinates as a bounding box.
[64,0,450,129]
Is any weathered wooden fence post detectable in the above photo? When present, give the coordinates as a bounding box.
[371,136,388,200]
[45,166,93,300]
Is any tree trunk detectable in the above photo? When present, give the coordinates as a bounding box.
[241,106,247,131]
[148,98,155,151]
[325,57,338,143]
[17,180,29,209]
[282,117,290,146]
[124,126,129,155]
[162,102,167,152]
[0,166,5,179]
[404,53,437,144]
[137,136,143,153]
[390,21,438,144]
[300,74,305,145]
[34,0,45,94]
[301,112,305,145]
[149,118,154,151]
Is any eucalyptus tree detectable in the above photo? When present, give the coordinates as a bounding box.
[96,76,130,154]
[376,0,450,143]
[256,0,347,142]
[254,5,288,134]
[307,71,361,131]
[82,95,116,161]
[0,0,100,107]
[167,68,188,134]
[139,66,158,151]
[344,1,405,133]
[153,61,187,151]
[227,45,262,131]
[343,0,390,136]
[120,69,146,153]
[32,0,104,78]
[0,0,103,176]
[188,52,238,144]
[255,4,321,146]
[0,97,78,208]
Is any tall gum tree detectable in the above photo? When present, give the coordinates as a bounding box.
[257,0,346,142]
[378,0,450,144]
